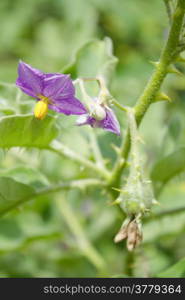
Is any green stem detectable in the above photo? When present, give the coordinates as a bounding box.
[127,108,140,168]
[145,204,185,221]
[109,0,185,192]
[0,81,16,88]
[124,251,135,277]
[89,128,105,169]
[56,195,107,273]
[111,99,128,112]
[49,140,110,180]
[0,178,104,217]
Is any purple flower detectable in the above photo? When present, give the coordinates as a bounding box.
[76,103,120,136]
[16,61,86,120]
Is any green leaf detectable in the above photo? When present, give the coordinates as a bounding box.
[0,114,58,149]
[0,177,35,217]
[63,37,118,85]
[151,148,185,183]
[157,257,185,277]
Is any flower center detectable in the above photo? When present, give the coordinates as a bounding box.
[34,95,49,120]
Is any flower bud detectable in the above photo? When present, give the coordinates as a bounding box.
[114,218,130,243]
[126,219,143,251]
[91,103,106,121]
[114,218,143,251]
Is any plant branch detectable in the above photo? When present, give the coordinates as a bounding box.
[111,98,128,113]
[49,140,110,180]
[109,0,185,193]
[0,178,104,217]
[145,204,185,221]
[0,81,16,88]
[88,128,105,169]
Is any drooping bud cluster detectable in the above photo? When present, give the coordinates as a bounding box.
[114,217,143,251]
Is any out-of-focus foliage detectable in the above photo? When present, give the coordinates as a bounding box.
[0,115,58,148]
[157,257,185,278]
[0,0,185,278]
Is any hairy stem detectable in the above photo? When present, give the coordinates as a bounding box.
[109,0,185,193]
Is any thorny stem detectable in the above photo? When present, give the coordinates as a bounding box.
[127,108,140,169]
[108,0,185,195]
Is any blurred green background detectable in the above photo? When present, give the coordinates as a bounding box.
[0,0,185,278]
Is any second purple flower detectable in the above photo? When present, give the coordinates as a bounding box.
[76,98,120,136]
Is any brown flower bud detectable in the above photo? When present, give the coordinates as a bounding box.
[114,226,128,243]
[127,220,143,251]
[114,218,143,251]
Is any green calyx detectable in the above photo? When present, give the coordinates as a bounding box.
[118,176,155,216]
[116,108,155,217]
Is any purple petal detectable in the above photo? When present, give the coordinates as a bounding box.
[16,61,44,98]
[101,108,121,135]
[43,74,75,99]
[49,97,86,115]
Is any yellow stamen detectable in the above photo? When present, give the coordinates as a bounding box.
[34,98,48,120]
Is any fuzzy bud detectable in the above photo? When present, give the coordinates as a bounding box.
[91,103,106,121]
[117,176,154,217]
